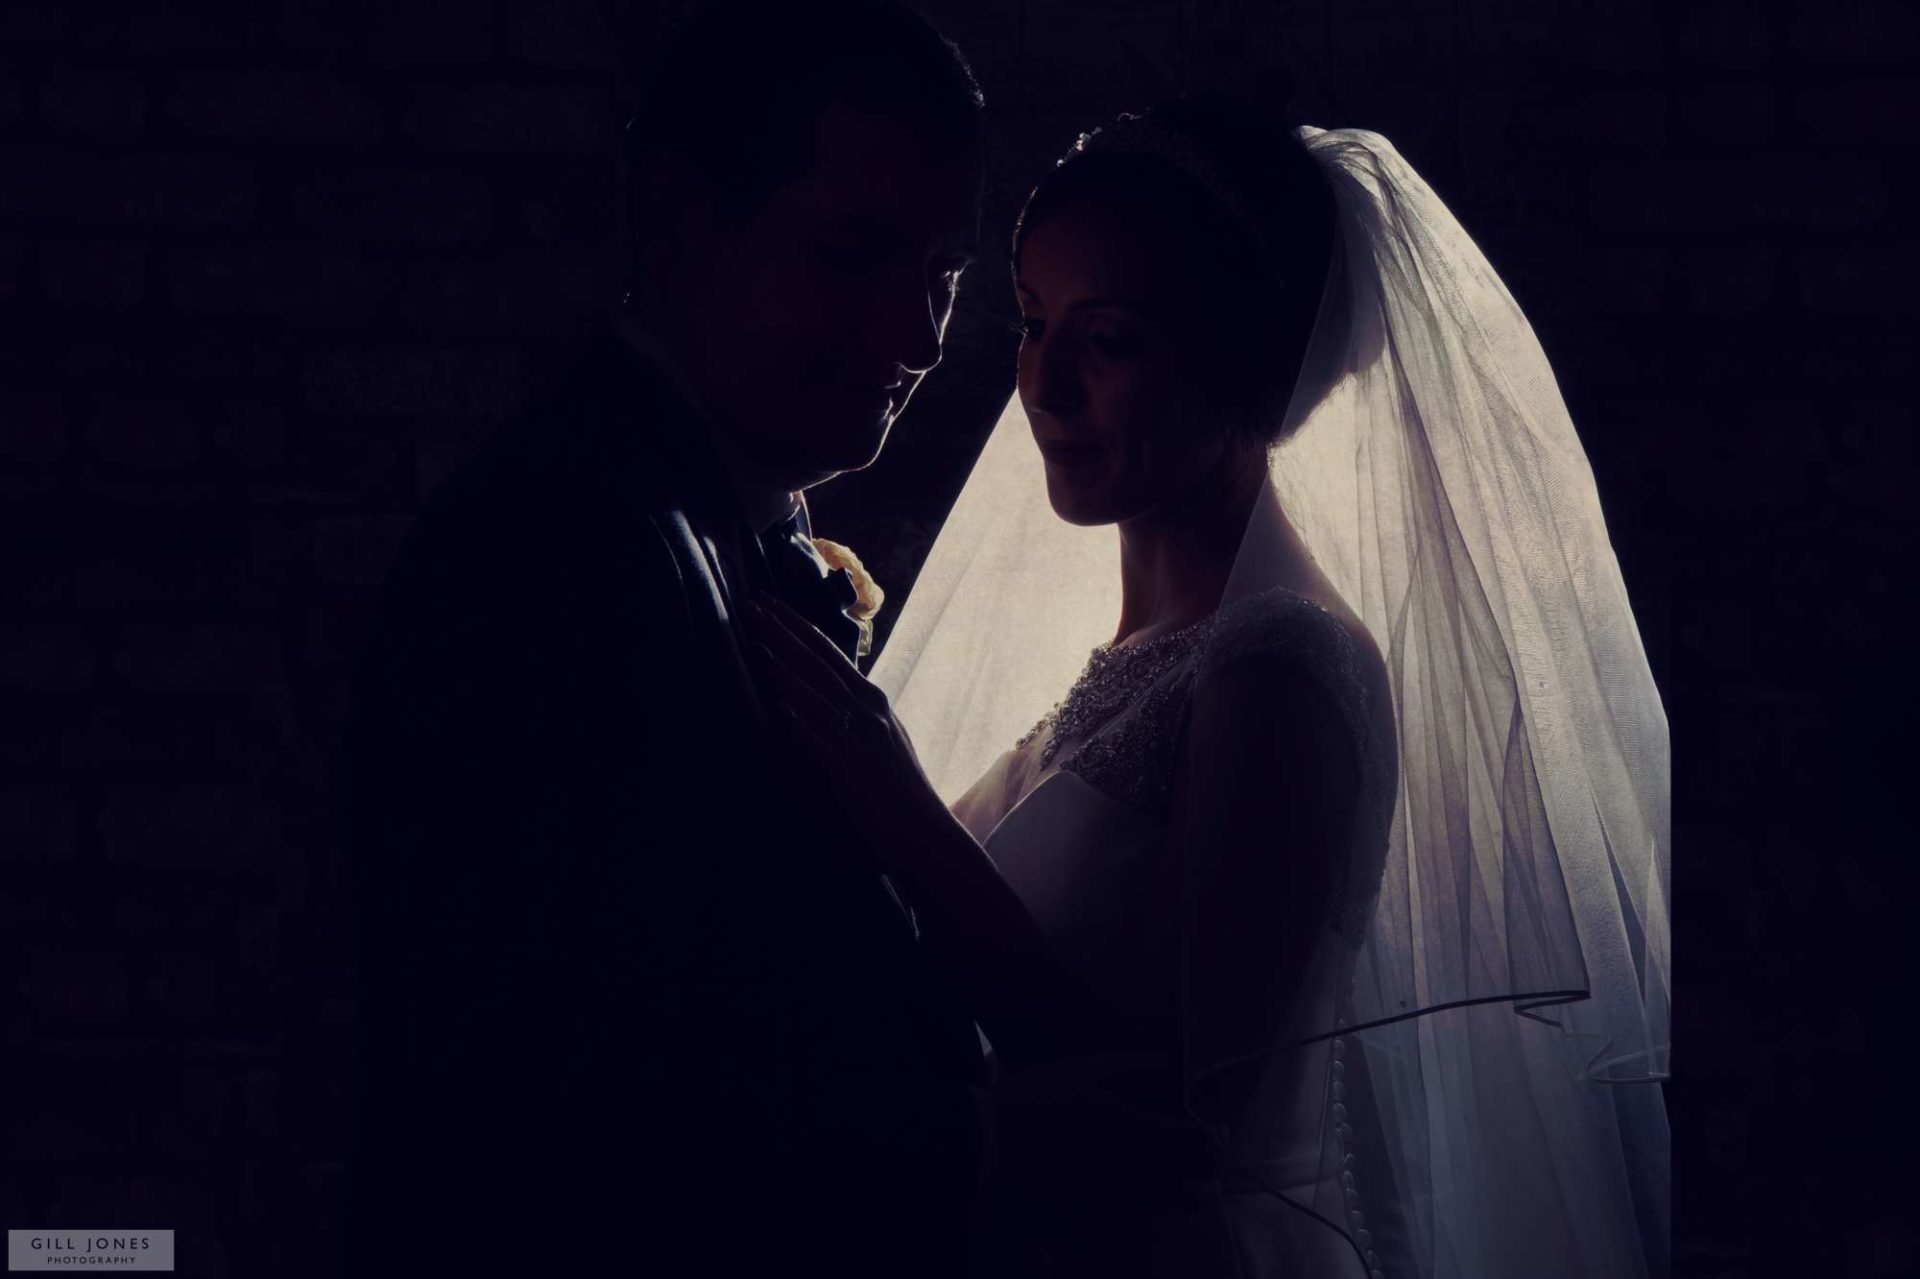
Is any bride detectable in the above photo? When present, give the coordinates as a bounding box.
[748,96,1669,1279]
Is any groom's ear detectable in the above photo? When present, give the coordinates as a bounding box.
[628,151,731,291]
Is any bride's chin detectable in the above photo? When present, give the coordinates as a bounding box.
[1043,481,1117,528]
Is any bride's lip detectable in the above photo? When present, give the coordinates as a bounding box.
[1037,439,1105,467]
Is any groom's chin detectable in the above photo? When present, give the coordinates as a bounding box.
[791,417,893,483]
[837,411,897,468]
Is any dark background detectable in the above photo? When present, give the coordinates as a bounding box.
[2,1,1914,1275]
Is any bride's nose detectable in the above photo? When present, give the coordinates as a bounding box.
[1021,331,1085,420]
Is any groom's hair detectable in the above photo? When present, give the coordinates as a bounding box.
[625,1,985,224]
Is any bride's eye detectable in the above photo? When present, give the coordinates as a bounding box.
[1087,326,1141,357]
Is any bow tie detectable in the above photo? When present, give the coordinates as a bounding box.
[758,515,866,666]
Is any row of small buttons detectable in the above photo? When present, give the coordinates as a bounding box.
[1330,1037,1387,1279]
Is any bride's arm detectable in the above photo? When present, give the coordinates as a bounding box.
[1169,636,1369,1124]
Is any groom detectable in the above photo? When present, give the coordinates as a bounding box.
[347,4,989,1274]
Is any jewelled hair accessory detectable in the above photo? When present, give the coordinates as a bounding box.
[1065,112,1287,289]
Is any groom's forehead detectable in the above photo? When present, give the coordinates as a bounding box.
[782,106,979,230]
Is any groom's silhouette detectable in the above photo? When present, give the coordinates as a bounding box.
[347,5,988,1274]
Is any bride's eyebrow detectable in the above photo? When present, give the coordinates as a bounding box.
[1064,296,1147,314]
[1015,283,1150,318]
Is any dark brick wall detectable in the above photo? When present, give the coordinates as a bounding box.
[1,1,1911,1275]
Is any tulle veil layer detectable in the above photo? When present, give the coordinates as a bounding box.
[872,125,1670,1279]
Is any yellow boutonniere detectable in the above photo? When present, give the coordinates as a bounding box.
[810,537,885,623]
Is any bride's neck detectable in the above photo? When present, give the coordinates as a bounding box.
[1112,443,1267,646]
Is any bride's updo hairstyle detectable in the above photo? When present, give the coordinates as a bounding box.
[1012,95,1347,446]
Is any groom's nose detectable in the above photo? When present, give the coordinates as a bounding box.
[873,268,947,377]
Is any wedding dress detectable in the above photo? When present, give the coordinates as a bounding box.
[952,579,1398,1278]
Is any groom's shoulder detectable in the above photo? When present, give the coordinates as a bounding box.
[376,353,703,637]
[410,340,699,564]
[467,331,696,514]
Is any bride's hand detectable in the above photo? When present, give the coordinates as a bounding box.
[744,593,949,869]
[749,593,1125,1068]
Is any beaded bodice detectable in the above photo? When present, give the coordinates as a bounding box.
[1014,615,1213,814]
[1000,588,1390,943]
[1019,616,1213,769]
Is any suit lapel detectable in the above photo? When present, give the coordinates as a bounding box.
[580,324,931,941]
[650,510,768,735]
[576,325,773,724]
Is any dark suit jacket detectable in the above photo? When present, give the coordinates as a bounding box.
[347,324,988,1275]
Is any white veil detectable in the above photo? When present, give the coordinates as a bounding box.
[873,125,1669,1279]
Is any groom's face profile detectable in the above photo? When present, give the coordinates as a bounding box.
[662,105,979,491]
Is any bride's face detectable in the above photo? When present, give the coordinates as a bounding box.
[1015,203,1238,526]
